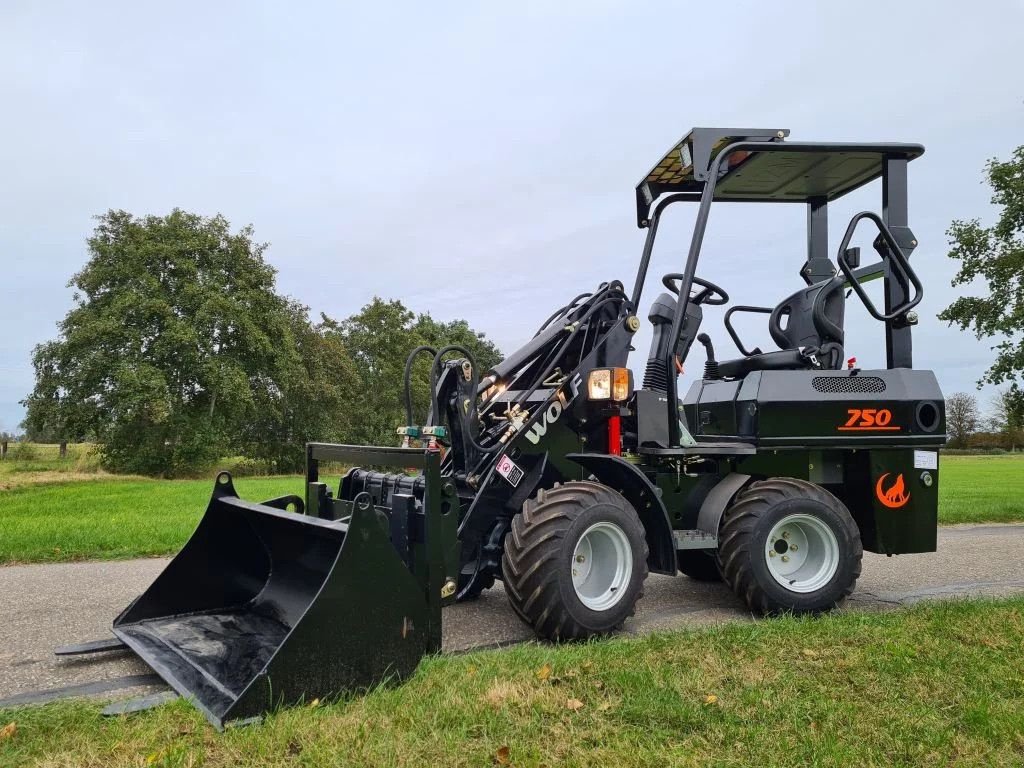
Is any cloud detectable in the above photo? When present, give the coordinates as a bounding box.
[1,1,1022,431]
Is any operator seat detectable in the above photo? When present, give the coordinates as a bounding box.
[715,272,846,379]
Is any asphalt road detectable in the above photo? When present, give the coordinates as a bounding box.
[2,523,1023,708]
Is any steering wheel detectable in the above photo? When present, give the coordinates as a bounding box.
[662,274,729,306]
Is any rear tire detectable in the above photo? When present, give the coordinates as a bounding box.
[718,478,862,614]
[676,550,723,582]
[502,481,649,641]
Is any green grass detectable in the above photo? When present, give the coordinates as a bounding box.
[937,454,1024,524]
[0,443,104,487]
[2,598,1023,767]
[0,442,99,466]
[0,454,1021,564]
[0,476,302,563]
[0,444,276,490]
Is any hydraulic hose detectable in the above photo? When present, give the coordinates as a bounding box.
[493,285,623,390]
[466,284,628,478]
[429,344,472,427]
[531,283,617,338]
[533,291,592,337]
[514,290,628,407]
[429,344,505,455]
[402,345,437,427]
[463,283,630,470]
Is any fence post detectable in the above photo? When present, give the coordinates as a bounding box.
[60,440,68,459]
[1,441,6,460]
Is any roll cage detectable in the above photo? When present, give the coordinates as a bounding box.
[629,128,926,447]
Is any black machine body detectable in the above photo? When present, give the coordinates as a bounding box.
[365,127,946,601]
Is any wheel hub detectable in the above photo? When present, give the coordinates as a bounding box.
[571,522,632,611]
[764,513,839,593]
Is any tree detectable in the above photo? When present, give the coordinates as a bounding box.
[240,304,360,472]
[19,420,62,443]
[23,210,300,476]
[24,211,504,475]
[939,146,1024,422]
[946,391,980,448]
[334,298,421,447]
[988,387,1023,451]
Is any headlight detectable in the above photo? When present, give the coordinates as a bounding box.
[588,369,611,400]
[587,368,631,401]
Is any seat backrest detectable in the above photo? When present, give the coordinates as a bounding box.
[768,274,846,367]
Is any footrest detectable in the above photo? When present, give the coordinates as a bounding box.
[673,530,718,550]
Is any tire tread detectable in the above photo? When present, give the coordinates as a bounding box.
[719,478,863,615]
[502,481,648,640]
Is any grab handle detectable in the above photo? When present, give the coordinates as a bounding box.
[724,305,771,356]
[837,211,923,322]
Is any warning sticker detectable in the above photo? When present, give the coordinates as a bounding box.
[913,450,938,470]
[496,454,525,487]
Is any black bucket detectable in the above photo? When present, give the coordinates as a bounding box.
[113,473,431,728]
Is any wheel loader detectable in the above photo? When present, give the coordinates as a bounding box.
[60,127,946,728]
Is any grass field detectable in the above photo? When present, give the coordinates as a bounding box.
[0,443,270,491]
[933,454,1024,524]
[0,476,302,563]
[0,454,1022,564]
[1,597,1022,767]
[0,442,106,490]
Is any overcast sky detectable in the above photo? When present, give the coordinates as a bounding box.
[1,1,1022,434]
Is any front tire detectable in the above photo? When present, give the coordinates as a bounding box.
[502,482,649,641]
[718,478,862,614]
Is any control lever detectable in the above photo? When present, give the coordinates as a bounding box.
[696,333,720,380]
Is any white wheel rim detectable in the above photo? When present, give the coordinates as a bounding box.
[571,522,633,611]
[764,513,839,593]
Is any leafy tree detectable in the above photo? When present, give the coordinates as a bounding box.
[240,304,360,472]
[945,391,979,448]
[24,211,504,475]
[334,298,420,446]
[19,421,62,443]
[939,146,1024,420]
[988,388,1023,451]
[414,315,504,370]
[23,210,300,476]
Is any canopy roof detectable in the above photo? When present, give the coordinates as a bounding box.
[635,127,924,225]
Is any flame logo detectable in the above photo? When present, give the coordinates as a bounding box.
[875,473,910,509]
